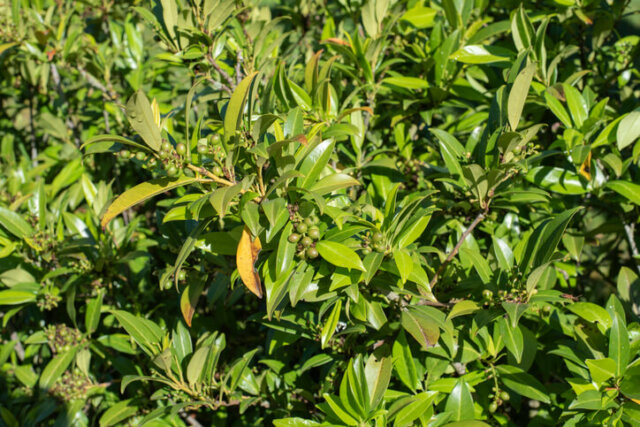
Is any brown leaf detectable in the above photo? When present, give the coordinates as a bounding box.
[321,38,351,47]
[180,280,205,327]
[236,226,263,298]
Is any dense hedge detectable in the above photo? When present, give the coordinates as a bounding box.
[1,0,640,426]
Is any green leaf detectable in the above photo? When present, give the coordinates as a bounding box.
[0,290,37,305]
[609,312,630,377]
[101,176,201,227]
[316,241,365,271]
[620,375,640,400]
[568,390,603,410]
[224,72,260,146]
[39,346,79,390]
[297,139,336,190]
[210,183,243,217]
[606,180,640,205]
[321,300,342,349]
[617,109,640,150]
[585,358,616,386]
[508,62,536,131]
[309,173,360,195]
[492,236,514,270]
[394,391,439,426]
[544,90,572,128]
[392,330,420,392]
[444,379,474,421]
[502,302,529,328]
[99,399,138,427]
[497,365,551,403]
[459,247,492,283]
[395,213,432,249]
[187,346,210,386]
[451,45,512,64]
[447,300,480,320]
[383,76,429,90]
[111,310,163,355]
[323,393,359,425]
[498,317,524,363]
[0,207,33,239]
[562,84,588,129]
[401,5,437,28]
[85,291,103,334]
[393,249,413,284]
[125,90,162,151]
[525,167,588,194]
[364,354,392,409]
[568,302,613,330]
[401,306,441,350]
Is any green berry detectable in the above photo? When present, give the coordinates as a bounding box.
[163,281,172,290]
[361,247,372,255]
[482,290,493,300]
[372,231,383,243]
[148,157,157,166]
[161,141,172,152]
[167,165,178,177]
[306,247,319,259]
[177,270,186,281]
[211,134,220,143]
[213,166,223,176]
[373,243,383,252]
[489,402,498,413]
[197,144,208,154]
[305,217,315,227]
[176,143,187,155]
[500,391,510,401]
[120,149,130,158]
[136,151,146,161]
[301,236,313,248]
[307,227,320,240]
[296,223,308,234]
[288,233,301,243]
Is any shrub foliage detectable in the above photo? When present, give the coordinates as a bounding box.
[1,0,640,425]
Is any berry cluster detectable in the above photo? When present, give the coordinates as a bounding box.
[481,287,534,308]
[396,158,423,190]
[196,134,225,177]
[49,370,92,402]
[44,324,86,353]
[288,213,321,260]
[37,291,62,311]
[488,386,510,413]
[361,230,385,255]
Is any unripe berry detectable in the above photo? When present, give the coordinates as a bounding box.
[489,402,498,413]
[213,166,223,176]
[161,141,172,152]
[372,231,383,243]
[296,223,308,234]
[307,227,320,240]
[136,151,146,161]
[176,143,187,155]
[167,165,178,177]
[500,391,510,401]
[482,290,493,300]
[301,236,313,248]
[197,144,208,154]
[288,233,301,243]
[306,248,319,259]
[178,270,186,281]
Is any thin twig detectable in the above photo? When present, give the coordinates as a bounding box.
[429,205,489,289]
[186,164,236,187]
[624,222,640,275]
[207,54,236,92]
[235,49,244,86]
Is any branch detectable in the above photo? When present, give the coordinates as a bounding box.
[429,205,489,289]
[624,222,640,275]
[186,164,236,187]
[207,54,236,93]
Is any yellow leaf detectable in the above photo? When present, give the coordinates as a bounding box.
[579,151,592,180]
[151,98,161,127]
[236,227,262,298]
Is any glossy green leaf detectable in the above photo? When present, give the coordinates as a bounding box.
[101,176,200,227]
[497,365,551,403]
[321,300,342,349]
[606,181,640,205]
[451,45,512,64]
[508,62,536,131]
[609,312,630,377]
[316,241,365,271]
[224,71,260,145]
[617,109,640,150]
[444,379,474,421]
